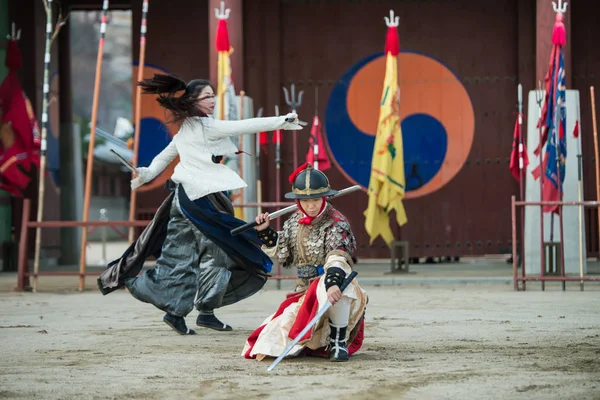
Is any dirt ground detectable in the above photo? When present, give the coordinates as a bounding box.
[1,280,599,400]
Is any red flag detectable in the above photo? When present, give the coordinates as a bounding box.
[258,131,268,154]
[305,115,331,171]
[531,12,568,215]
[509,114,529,182]
[572,120,579,138]
[0,39,40,197]
[215,18,230,52]
[531,154,562,213]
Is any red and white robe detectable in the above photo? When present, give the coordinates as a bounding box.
[242,253,367,360]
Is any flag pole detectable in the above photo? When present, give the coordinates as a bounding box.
[551,4,567,291]
[239,90,245,218]
[255,107,263,214]
[551,62,566,291]
[274,104,282,290]
[518,84,525,201]
[282,83,303,168]
[517,83,526,275]
[575,98,583,291]
[589,85,600,260]
[128,0,149,243]
[313,86,319,170]
[32,0,54,292]
[274,105,281,203]
[535,81,545,291]
[549,56,556,246]
[215,1,229,123]
[79,0,110,291]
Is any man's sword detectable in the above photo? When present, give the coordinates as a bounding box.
[229,184,361,236]
[110,149,137,173]
[266,270,358,372]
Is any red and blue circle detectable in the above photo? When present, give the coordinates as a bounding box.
[325,51,475,199]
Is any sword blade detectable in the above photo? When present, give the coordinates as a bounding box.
[266,270,358,372]
[268,184,361,220]
[110,149,137,173]
[230,185,362,236]
[266,301,333,372]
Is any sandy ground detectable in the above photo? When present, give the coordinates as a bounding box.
[1,282,600,400]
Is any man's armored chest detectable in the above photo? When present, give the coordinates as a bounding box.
[290,219,330,267]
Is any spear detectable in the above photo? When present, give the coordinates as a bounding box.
[32,0,64,292]
[535,81,545,290]
[517,83,526,274]
[79,0,110,291]
[591,87,599,262]
[128,0,149,243]
[575,98,583,291]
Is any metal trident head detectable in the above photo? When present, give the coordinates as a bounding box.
[384,10,399,27]
[99,208,108,222]
[534,80,546,118]
[215,1,230,19]
[552,0,568,13]
[6,22,21,40]
[535,80,544,106]
[256,107,263,118]
[282,83,303,111]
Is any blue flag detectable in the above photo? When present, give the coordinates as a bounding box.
[542,47,566,213]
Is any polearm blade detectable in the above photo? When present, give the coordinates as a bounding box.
[110,148,137,173]
[230,185,362,236]
[266,270,358,372]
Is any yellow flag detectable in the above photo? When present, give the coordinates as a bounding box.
[216,48,233,121]
[364,22,407,246]
[216,15,244,219]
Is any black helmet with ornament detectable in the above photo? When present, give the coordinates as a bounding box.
[284,163,339,200]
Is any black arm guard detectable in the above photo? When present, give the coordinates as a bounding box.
[325,267,347,291]
[257,227,278,247]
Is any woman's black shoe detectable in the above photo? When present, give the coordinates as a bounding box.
[163,313,196,335]
[196,312,233,331]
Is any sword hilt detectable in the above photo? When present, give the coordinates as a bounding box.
[230,220,259,236]
[339,270,358,292]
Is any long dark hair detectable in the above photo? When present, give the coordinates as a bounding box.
[138,73,213,124]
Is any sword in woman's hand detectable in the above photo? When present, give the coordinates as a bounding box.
[110,149,137,173]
